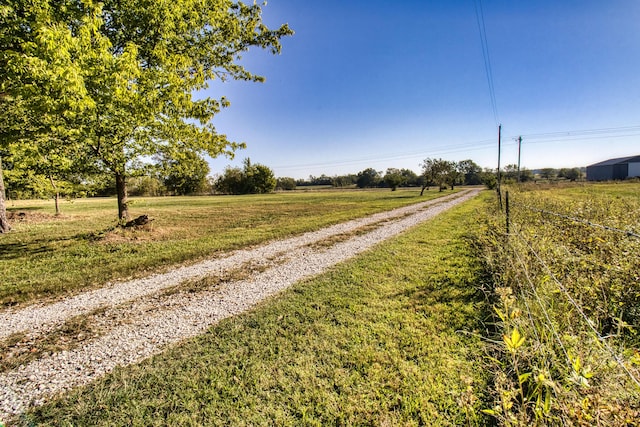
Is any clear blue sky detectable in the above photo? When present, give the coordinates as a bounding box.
[204,0,640,179]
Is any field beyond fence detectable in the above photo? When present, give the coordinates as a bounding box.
[479,182,640,425]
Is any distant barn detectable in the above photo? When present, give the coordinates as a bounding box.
[586,155,640,181]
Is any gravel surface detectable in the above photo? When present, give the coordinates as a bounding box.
[0,189,479,422]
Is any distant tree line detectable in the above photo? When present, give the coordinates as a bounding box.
[287,159,495,192]
[3,133,584,205]
[294,174,358,188]
[499,165,584,183]
[2,148,213,201]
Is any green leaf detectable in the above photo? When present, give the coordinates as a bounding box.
[519,372,532,385]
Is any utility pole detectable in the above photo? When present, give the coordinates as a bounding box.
[497,124,502,184]
[497,124,502,209]
[517,136,522,183]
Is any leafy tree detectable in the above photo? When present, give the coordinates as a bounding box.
[399,168,420,186]
[215,158,275,194]
[215,166,244,195]
[276,177,296,191]
[568,168,582,181]
[161,151,210,195]
[480,168,497,189]
[243,159,276,194]
[499,164,535,183]
[457,159,483,185]
[420,158,453,195]
[502,164,519,183]
[128,175,165,197]
[519,168,535,182]
[539,168,557,180]
[2,0,292,221]
[2,134,93,213]
[356,168,381,188]
[309,174,333,186]
[383,168,405,191]
[446,162,463,189]
[558,167,581,181]
[331,174,357,187]
[1,1,94,228]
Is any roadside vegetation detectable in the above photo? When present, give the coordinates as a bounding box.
[478,182,640,425]
[20,191,492,426]
[0,188,457,306]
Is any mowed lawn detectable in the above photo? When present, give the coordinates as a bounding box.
[1,189,456,306]
[20,192,492,426]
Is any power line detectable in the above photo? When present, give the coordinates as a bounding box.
[515,125,640,141]
[272,138,497,171]
[474,0,500,125]
[270,123,640,173]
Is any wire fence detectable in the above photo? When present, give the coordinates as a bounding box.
[508,199,640,239]
[512,228,640,388]
[496,190,640,390]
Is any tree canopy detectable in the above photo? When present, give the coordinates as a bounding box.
[383,168,405,191]
[356,168,381,188]
[215,158,276,195]
[1,0,292,225]
[161,151,210,196]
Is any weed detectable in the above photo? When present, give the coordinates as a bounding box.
[479,182,640,425]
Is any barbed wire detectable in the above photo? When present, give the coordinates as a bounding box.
[510,201,640,239]
[512,228,640,389]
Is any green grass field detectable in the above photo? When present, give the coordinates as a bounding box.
[1,189,455,306]
[19,191,492,426]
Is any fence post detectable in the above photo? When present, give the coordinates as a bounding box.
[505,191,510,235]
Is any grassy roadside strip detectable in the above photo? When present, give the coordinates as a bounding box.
[2,189,458,306]
[19,192,492,426]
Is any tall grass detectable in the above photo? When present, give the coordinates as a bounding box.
[478,182,640,425]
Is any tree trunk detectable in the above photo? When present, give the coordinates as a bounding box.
[115,172,130,221]
[0,155,11,233]
[420,184,428,196]
[49,175,60,215]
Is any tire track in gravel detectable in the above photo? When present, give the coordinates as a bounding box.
[0,189,480,421]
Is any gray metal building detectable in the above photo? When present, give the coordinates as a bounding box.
[586,155,640,181]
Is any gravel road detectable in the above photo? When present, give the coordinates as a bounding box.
[0,189,480,422]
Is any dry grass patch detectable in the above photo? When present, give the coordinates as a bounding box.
[2,189,451,306]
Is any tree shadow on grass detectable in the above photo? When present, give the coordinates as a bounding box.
[0,241,53,261]
[0,226,118,261]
